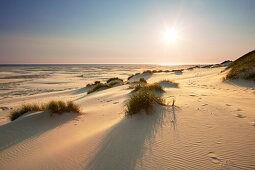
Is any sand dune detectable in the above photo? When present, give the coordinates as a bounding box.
[0,66,254,169]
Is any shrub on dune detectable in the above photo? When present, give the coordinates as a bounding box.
[125,89,165,116]
[10,104,42,121]
[172,69,184,72]
[139,77,147,83]
[106,77,123,83]
[10,101,80,121]
[66,101,80,113]
[142,70,153,74]
[127,73,140,80]
[108,81,124,86]
[86,80,101,87]
[128,77,147,84]
[87,83,112,94]
[156,79,179,87]
[130,83,165,93]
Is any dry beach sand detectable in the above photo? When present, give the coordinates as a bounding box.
[0,65,254,169]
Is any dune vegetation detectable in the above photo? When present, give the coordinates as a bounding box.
[87,83,112,94]
[10,101,80,121]
[86,81,101,87]
[125,89,166,116]
[129,83,165,93]
[172,69,184,72]
[225,50,255,81]
[106,77,123,83]
[156,79,179,87]
[128,77,147,84]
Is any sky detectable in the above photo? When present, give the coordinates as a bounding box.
[0,0,254,64]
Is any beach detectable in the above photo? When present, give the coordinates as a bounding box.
[0,64,254,169]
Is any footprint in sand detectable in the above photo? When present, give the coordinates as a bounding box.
[202,104,208,106]
[236,114,246,118]
[208,152,221,164]
[189,94,196,96]
[113,102,119,104]
[225,104,232,106]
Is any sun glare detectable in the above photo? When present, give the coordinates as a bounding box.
[163,28,179,44]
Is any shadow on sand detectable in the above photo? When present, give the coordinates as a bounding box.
[224,79,255,90]
[85,106,169,170]
[0,111,79,152]
[174,71,183,75]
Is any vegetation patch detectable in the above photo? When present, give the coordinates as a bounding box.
[172,69,184,72]
[87,83,112,94]
[130,83,164,93]
[108,81,124,86]
[127,77,147,84]
[225,50,255,81]
[86,81,101,87]
[142,70,153,74]
[156,79,179,87]
[10,101,80,121]
[127,73,140,80]
[106,77,123,83]
[125,89,165,116]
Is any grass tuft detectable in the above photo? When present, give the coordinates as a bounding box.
[10,101,80,121]
[172,69,184,72]
[156,79,179,87]
[125,89,165,116]
[108,81,124,86]
[10,104,42,121]
[86,80,101,87]
[87,83,112,94]
[142,70,153,74]
[139,77,147,83]
[106,77,123,83]
[127,73,141,80]
[130,83,164,93]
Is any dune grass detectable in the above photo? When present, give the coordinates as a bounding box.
[225,50,255,81]
[106,77,123,83]
[156,79,179,87]
[10,104,43,121]
[127,73,140,80]
[10,101,80,121]
[108,81,124,86]
[125,89,165,116]
[172,69,184,72]
[127,77,148,84]
[86,80,101,87]
[130,83,165,93]
[139,77,147,83]
[142,70,153,74]
[87,83,112,94]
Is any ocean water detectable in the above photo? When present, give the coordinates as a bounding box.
[0,64,193,100]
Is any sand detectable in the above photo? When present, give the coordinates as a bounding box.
[0,66,254,169]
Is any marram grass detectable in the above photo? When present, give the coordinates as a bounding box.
[10,101,80,121]
[125,89,165,116]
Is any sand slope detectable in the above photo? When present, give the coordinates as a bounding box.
[0,67,254,169]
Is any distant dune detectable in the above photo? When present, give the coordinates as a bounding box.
[225,50,255,81]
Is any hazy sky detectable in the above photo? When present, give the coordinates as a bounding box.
[0,0,254,64]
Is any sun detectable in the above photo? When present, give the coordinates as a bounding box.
[163,28,179,44]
